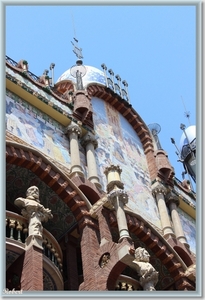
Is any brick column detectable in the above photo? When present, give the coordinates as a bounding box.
[79,222,100,290]
[66,122,84,178]
[21,237,44,290]
[152,182,175,239]
[81,132,101,188]
[14,186,53,291]
[65,235,79,290]
[96,206,113,246]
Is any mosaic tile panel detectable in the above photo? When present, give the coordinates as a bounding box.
[6,92,87,171]
[92,97,162,229]
[178,207,196,254]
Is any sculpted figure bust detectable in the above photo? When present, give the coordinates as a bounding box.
[100,253,110,268]
[14,186,53,238]
[132,247,159,291]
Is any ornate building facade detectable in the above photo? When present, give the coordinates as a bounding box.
[5,52,196,293]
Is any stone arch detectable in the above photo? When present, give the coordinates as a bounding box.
[71,176,104,205]
[106,210,195,290]
[106,260,128,290]
[92,240,128,291]
[173,246,193,267]
[6,141,92,223]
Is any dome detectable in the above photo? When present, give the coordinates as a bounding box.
[56,65,106,87]
[179,125,196,151]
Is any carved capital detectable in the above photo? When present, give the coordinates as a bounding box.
[81,132,98,149]
[104,164,122,177]
[165,191,180,206]
[151,181,168,197]
[107,189,128,206]
[66,122,82,137]
[104,165,124,192]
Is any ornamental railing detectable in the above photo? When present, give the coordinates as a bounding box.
[115,274,142,291]
[6,55,40,82]
[6,210,63,272]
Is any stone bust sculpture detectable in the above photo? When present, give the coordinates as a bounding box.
[14,186,53,238]
[132,247,159,291]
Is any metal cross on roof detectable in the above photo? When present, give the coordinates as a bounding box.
[71,37,83,59]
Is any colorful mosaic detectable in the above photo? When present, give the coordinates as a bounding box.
[6,66,73,115]
[178,207,196,254]
[92,97,162,229]
[6,92,70,167]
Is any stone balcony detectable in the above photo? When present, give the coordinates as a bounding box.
[6,210,64,290]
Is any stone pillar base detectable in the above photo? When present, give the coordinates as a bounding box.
[88,175,102,189]
[70,165,84,178]
[25,235,43,250]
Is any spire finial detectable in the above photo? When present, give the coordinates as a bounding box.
[181,96,191,125]
[71,38,83,60]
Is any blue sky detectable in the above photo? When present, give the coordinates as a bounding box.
[5,4,197,187]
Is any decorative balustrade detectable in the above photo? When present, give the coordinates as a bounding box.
[115,275,142,291]
[6,211,63,272]
[6,211,28,242]
[42,230,63,272]
[6,55,40,82]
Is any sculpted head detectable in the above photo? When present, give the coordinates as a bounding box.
[26,186,40,202]
[134,247,150,262]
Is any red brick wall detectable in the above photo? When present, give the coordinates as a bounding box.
[21,245,43,290]
[145,149,158,181]
[65,236,79,290]
[79,224,100,290]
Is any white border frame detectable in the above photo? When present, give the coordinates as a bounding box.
[1,1,203,299]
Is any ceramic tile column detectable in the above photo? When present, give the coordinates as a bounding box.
[82,132,101,188]
[66,122,84,178]
[152,182,175,239]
